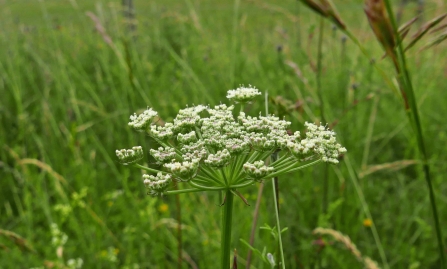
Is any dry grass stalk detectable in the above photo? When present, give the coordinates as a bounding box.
[419,30,447,51]
[430,23,447,34]
[398,16,419,40]
[364,257,381,269]
[86,11,114,47]
[299,0,346,30]
[359,159,419,178]
[313,227,381,269]
[364,0,397,67]
[380,16,418,60]
[405,13,447,51]
[313,227,362,260]
[0,229,35,253]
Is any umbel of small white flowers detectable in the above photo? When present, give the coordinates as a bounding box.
[116,85,346,199]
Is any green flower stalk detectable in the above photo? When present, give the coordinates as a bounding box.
[116,85,346,268]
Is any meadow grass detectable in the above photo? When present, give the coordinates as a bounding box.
[1,0,447,268]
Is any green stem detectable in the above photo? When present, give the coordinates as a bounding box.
[232,151,259,182]
[267,159,322,179]
[132,163,164,174]
[195,173,224,186]
[382,1,445,267]
[229,180,255,189]
[271,157,303,171]
[239,104,245,115]
[285,159,322,174]
[341,30,399,95]
[316,17,326,124]
[270,154,293,168]
[189,181,225,191]
[202,166,225,182]
[221,189,234,269]
[165,188,204,195]
[316,17,329,214]
[344,156,389,269]
[272,175,285,269]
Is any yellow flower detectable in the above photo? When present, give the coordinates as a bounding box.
[158,203,169,213]
[363,218,373,227]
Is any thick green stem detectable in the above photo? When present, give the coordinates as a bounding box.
[221,189,234,269]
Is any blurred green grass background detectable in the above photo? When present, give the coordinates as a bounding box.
[1,0,447,268]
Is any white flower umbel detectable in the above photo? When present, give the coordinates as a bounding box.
[143,173,172,196]
[116,86,347,269]
[128,108,158,132]
[150,147,176,164]
[116,146,144,165]
[227,85,262,103]
[205,149,232,168]
[116,85,346,196]
[177,131,197,144]
[164,160,199,181]
[288,122,346,164]
[149,123,174,140]
[243,160,274,181]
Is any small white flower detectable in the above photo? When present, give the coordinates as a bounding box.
[116,146,144,165]
[149,123,174,140]
[164,160,200,181]
[177,131,197,144]
[227,85,262,103]
[181,141,208,161]
[243,160,274,181]
[128,108,158,132]
[173,106,203,132]
[143,173,172,196]
[50,223,68,248]
[224,138,249,155]
[150,147,176,164]
[67,258,84,269]
[243,133,276,151]
[288,122,346,164]
[205,149,232,168]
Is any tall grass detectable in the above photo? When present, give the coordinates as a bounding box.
[1,0,447,268]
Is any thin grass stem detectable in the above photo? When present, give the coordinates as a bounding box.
[382,1,445,267]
